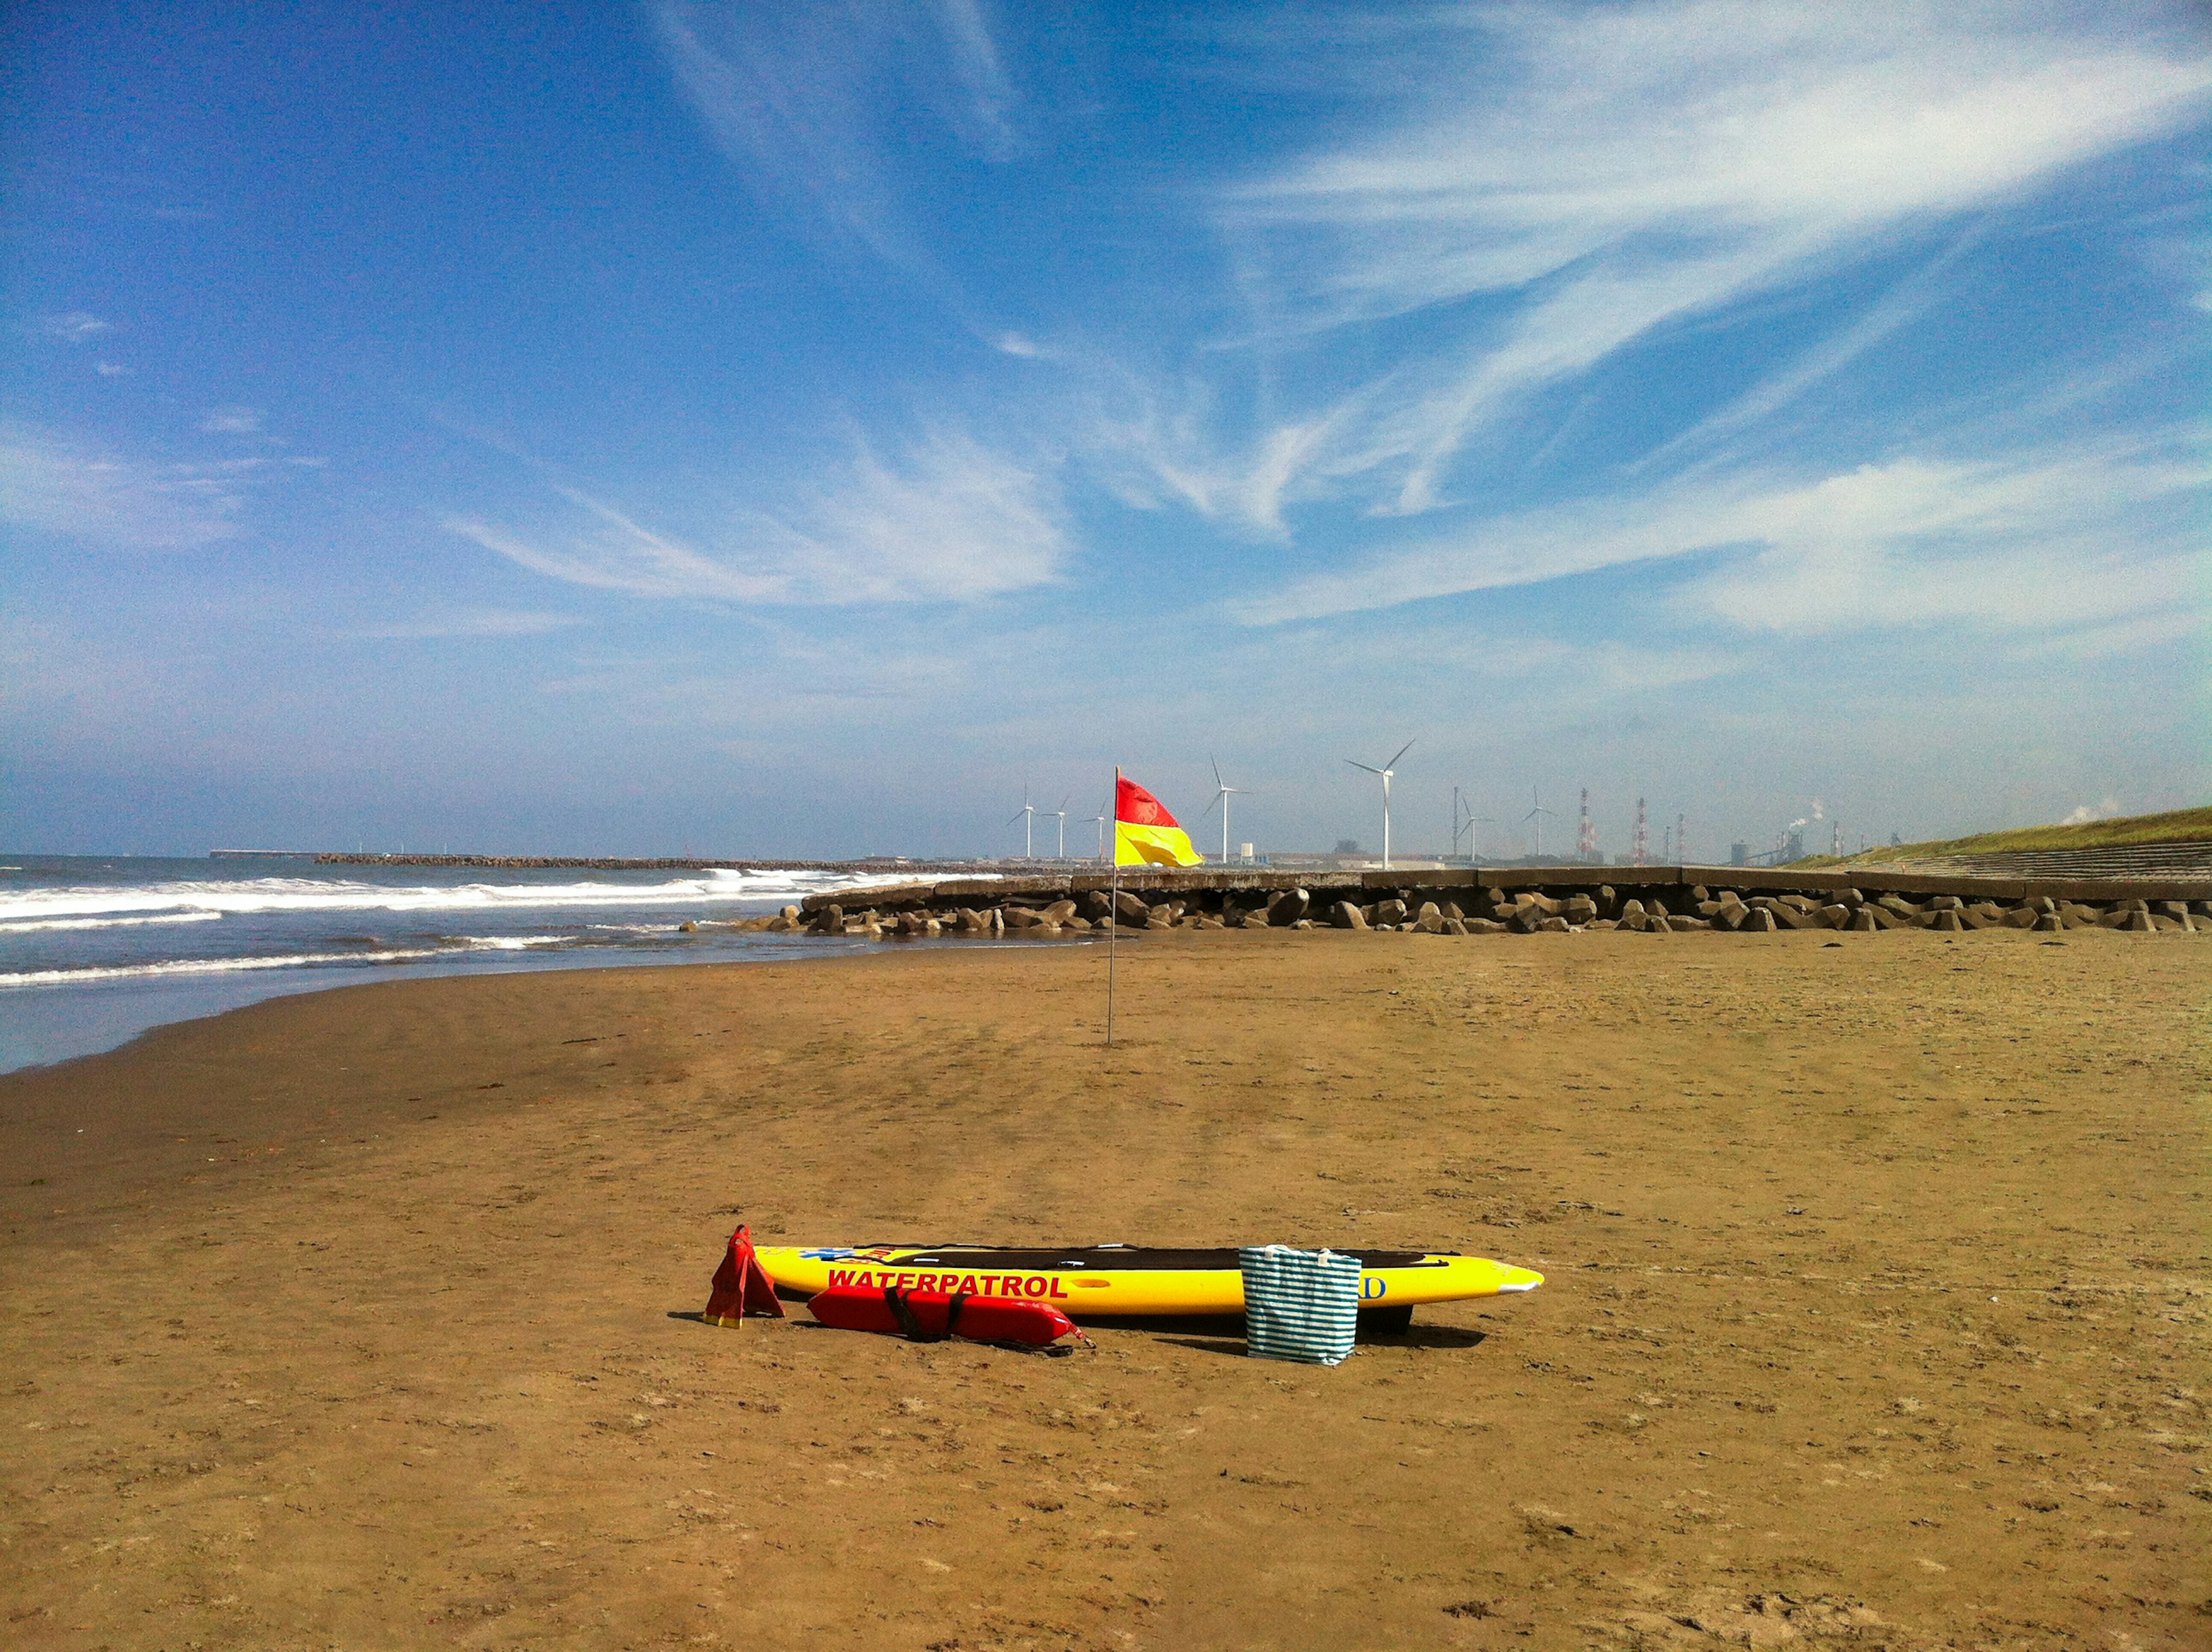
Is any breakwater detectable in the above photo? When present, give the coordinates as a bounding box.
[773,863,2210,938]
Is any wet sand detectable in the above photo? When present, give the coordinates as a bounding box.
[2,929,2205,1650]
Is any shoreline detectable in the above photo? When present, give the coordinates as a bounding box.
[3,932,2202,1648]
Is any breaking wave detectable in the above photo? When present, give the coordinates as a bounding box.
[0,949,446,988]
[0,867,934,926]
[0,911,228,935]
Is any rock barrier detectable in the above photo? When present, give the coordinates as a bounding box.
[750,865,2211,941]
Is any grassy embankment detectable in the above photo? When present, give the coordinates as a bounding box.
[1790,803,2212,868]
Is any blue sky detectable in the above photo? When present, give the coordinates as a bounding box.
[4,1,2206,861]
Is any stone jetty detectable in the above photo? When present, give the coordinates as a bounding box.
[747,864,2211,939]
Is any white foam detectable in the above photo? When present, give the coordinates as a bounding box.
[0,868,933,924]
[0,911,227,935]
[0,949,444,988]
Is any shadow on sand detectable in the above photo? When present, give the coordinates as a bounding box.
[1121,1314,1490,1357]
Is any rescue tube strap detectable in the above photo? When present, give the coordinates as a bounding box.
[883,1286,969,1343]
[883,1287,926,1340]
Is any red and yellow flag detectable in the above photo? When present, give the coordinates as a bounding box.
[1115,774,1203,867]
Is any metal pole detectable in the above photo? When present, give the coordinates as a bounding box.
[1107,767,1119,1047]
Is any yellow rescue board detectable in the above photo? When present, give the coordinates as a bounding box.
[755,1244,1543,1317]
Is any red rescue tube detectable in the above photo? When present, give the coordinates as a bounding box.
[806,1284,1079,1346]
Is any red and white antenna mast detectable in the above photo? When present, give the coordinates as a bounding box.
[1632,796,1649,866]
[1576,787,1596,862]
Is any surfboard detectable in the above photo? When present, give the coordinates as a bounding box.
[753,1244,1543,1318]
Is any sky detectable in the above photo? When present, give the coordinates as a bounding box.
[3,0,2207,862]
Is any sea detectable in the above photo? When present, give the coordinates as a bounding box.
[0,854,975,1074]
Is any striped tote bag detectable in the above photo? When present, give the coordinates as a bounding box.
[1240,1245,1360,1366]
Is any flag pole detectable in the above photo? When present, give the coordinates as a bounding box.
[1107,766,1119,1047]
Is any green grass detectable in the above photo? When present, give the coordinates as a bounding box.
[1789,804,2212,867]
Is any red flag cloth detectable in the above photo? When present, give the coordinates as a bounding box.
[1115,775,1182,827]
[703,1224,786,1326]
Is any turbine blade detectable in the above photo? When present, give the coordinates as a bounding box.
[1211,756,1225,788]
[1345,760,1382,775]
[1387,738,1415,770]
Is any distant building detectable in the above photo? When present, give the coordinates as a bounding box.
[1730,841,1751,866]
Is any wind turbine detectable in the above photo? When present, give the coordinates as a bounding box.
[1200,757,1249,863]
[1452,787,1491,862]
[1007,785,1037,860]
[1090,810,1109,862]
[1344,739,1415,870]
[1048,794,1070,860]
[1524,786,1556,861]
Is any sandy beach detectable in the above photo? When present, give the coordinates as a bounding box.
[2,928,2205,1650]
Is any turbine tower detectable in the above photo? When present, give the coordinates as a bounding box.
[1343,739,1414,871]
[1090,810,1109,862]
[1201,757,1249,863]
[1524,786,1556,861]
[1452,787,1491,862]
[1048,794,1070,859]
[1006,785,1037,859]
[1677,812,1687,865]
[1633,796,1649,866]
[1577,787,1597,862]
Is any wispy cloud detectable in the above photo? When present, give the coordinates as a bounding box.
[647,0,1020,292]
[1238,432,2209,633]
[37,311,110,342]
[1210,1,2211,517]
[448,427,1066,606]
[198,407,263,435]
[0,428,244,551]
[353,608,588,639]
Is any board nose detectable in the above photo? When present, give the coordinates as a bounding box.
[1495,1265,1544,1293]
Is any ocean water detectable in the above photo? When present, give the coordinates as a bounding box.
[0,855,963,1073]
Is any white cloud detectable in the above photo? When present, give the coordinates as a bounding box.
[449,429,1066,606]
[647,0,1020,289]
[0,429,243,551]
[353,608,589,639]
[199,407,263,435]
[1213,1,2211,516]
[2061,796,2123,824]
[39,312,110,342]
[94,361,129,377]
[1237,434,2210,634]
[2015,608,2202,661]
